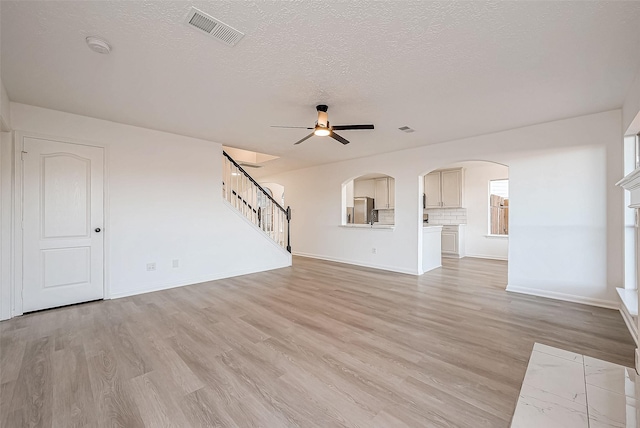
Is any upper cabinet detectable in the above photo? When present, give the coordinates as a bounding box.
[354,178,376,198]
[374,177,395,209]
[425,168,463,208]
[424,172,442,208]
[353,176,395,209]
[441,169,462,207]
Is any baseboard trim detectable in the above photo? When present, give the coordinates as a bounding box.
[422,263,443,274]
[109,263,290,299]
[464,253,508,261]
[293,252,418,275]
[505,284,619,310]
[441,253,464,259]
[619,303,639,346]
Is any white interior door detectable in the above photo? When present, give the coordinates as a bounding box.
[22,137,104,312]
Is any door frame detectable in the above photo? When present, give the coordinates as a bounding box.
[11,131,110,318]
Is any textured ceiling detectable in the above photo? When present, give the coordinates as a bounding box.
[3,1,640,177]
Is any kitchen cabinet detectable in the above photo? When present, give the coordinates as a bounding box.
[374,177,395,209]
[354,178,376,199]
[389,180,395,208]
[441,225,466,258]
[424,168,463,208]
[424,173,442,208]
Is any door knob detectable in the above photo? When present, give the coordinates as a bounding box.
[95,228,101,233]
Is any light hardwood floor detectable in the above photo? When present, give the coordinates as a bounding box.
[0,257,635,427]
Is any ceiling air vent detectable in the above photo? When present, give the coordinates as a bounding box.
[184,7,244,46]
[398,126,415,133]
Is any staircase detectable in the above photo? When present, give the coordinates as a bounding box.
[222,151,291,253]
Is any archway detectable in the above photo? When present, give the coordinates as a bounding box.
[419,160,509,274]
[342,173,396,226]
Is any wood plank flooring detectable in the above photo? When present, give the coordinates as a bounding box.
[0,256,635,427]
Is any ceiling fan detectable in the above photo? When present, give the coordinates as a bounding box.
[272,105,374,145]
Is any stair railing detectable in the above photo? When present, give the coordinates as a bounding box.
[222,151,291,253]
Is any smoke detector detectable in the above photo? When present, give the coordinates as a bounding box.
[398,126,416,133]
[86,36,111,54]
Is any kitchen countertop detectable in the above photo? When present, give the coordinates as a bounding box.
[341,224,395,230]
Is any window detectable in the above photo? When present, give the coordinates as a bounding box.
[489,179,509,235]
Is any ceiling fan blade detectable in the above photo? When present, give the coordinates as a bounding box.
[330,131,350,145]
[331,124,374,131]
[294,132,315,145]
[271,125,314,129]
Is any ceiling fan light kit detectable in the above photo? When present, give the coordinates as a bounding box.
[314,127,330,137]
[272,104,374,146]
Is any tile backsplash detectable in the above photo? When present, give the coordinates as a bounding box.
[425,208,467,224]
[376,209,395,225]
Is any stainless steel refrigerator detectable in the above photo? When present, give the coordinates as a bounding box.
[353,197,375,224]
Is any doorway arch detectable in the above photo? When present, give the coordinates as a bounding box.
[419,160,509,274]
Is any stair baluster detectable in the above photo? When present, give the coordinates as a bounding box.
[222,151,291,253]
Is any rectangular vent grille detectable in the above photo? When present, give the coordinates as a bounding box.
[398,126,415,133]
[185,7,244,46]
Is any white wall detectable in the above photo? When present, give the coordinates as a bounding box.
[8,102,291,305]
[623,68,640,135]
[0,2,10,131]
[0,80,10,131]
[507,145,610,303]
[345,181,354,208]
[0,5,10,317]
[264,110,623,307]
[623,136,637,290]
[0,132,12,320]
[451,161,509,260]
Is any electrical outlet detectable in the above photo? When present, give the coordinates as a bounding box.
[172,259,179,268]
[372,248,377,254]
[146,262,156,271]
